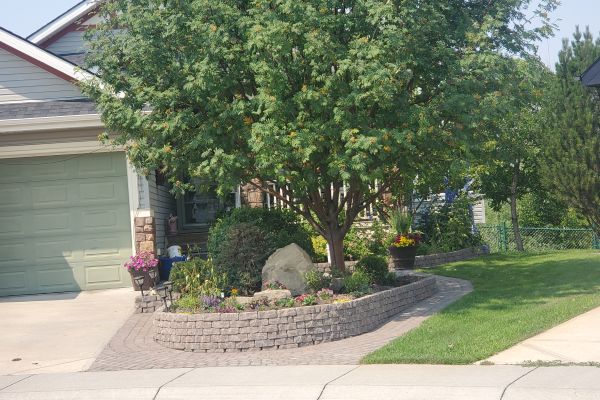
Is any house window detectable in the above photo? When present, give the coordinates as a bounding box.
[177,183,240,230]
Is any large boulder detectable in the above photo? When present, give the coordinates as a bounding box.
[262,243,314,295]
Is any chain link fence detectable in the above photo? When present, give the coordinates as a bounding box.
[477,223,600,253]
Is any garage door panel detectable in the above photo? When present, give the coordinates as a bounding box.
[0,243,28,264]
[0,152,133,296]
[37,267,78,290]
[0,186,24,208]
[85,264,123,287]
[34,240,73,261]
[0,271,26,291]
[77,153,125,176]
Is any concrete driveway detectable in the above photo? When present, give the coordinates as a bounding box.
[0,288,136,375]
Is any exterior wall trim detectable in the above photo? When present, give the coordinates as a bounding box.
[0,114,102,133]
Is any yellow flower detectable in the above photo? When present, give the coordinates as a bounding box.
[231,288,239,296]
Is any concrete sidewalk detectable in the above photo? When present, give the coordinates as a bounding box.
[487,305,600,365]
[1,365,600,399]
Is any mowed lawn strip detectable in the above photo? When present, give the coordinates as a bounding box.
[362,250,600,364]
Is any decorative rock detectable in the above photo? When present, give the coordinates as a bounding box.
[330,278,344,293]
[262,243,314,295]
[253,289,292,302]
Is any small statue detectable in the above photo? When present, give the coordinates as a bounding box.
[167,214,178,235]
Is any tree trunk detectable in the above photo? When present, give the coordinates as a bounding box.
[511,162,524,252]
[326,226,346,272]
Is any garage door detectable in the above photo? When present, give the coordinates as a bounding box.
[0,152,133,296]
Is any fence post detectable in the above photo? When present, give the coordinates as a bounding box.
[593,231,600,250]
[502,221,509,252]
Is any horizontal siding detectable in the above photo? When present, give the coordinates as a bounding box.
[0,48,83,104]
[45,31,87,56]
[148,172,176,253]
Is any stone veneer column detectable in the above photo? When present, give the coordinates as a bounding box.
[134,216,156,254]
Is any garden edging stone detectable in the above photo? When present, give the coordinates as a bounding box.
[152,273,438,352]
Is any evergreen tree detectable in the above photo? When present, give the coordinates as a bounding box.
[542,27,600,232]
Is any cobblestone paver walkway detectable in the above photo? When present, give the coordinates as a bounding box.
[89,276,472,371]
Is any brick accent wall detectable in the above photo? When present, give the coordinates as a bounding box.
[135,293,181,314]
[153,274,437,352]
[315,246,489,272]
[134,216,156,254]
[414,246,489,268]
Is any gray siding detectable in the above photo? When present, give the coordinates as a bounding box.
[148,172,176,253]
[0,48,83,104]
[45,31,87,56]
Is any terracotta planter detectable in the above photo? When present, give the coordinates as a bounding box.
[129,267,159,291]
[388,246,418,270]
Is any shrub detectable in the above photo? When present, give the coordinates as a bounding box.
[355,255,392,285]
[343,270,372,294]
[212,223,272,295]
[174,294,200,312]
[304,269,332,293]
[208,207,313,257]
[275,297,295,308]
[344,226,371,260]
[418,195,482,253]
[311,235,329,263]
[208,207,314,294]
[169,258,226,296]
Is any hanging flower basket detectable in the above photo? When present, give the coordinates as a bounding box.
[124,251,159,291]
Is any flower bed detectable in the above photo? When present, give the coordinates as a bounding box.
[153,273,437,352]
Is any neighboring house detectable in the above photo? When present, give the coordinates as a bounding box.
[581,56,600,87]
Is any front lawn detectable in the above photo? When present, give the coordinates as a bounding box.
[362,250,600,364]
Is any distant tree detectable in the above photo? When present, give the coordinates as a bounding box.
[83,0,557,270]
[542,27,600,233]
[477,58,550,251]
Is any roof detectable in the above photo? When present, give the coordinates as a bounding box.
[0,100,98,121]
[581,56,600,87]
[27,0,101,46]
[0,27,93,83]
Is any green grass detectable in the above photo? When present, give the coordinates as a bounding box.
[362,250,600,364]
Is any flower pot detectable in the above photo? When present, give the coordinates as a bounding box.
[388,246,418,270]
[129,267,159,291]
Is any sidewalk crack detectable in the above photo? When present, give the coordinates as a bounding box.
[317,365,360,400]
[500,367,538,400]
[0,375,32,392]
[152,368,194,400]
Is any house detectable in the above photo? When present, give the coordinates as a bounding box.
[0,0,278,297]
[581,56,600,87]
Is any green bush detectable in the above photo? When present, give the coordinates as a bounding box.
[208,207,314,295]
[169,258,226,296]
[173,294,201,312]
[355,255,392,285]
[418,195,482,253]
[304,269,332,293]
[344,226,371,260]
[343,270,372,294]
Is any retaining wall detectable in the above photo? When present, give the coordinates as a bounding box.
[153,274,437,352]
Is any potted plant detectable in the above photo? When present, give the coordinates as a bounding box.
[387,210,423,270]
[124,251,159,291]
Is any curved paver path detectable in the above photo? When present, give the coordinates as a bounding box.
[89,275,472,371]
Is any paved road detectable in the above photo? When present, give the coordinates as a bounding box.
[90,276,472,370]
[1,364,600,399]
[0,288,136,375]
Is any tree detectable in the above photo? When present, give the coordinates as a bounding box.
[542,27,600,233]
[83,0,556,270]
[477,58,549,251]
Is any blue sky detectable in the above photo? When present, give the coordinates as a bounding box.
[0,0,598,70]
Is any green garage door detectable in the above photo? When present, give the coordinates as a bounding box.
[0,152,133,296]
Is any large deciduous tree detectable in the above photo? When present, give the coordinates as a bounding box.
[83,0,556,270]
[542,27,600,233]
[477,58,549,251]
